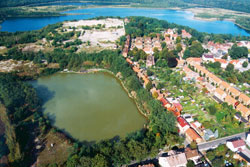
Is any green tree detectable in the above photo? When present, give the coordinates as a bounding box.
[226,63,234,72]
[187,160,195,167]
[183,41,204,59]
[146,81,153,91]
[190,141,197,149]
[243,61,248,68]
[229,44,248,59]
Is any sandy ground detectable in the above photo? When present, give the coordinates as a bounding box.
[0,59,35,72]
[63,18,125,49]
[186,7,250,22]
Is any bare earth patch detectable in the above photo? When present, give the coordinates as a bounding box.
[36,131,73,167]
[63,18,125,50]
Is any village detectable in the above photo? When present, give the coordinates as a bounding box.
[122,24,250,166]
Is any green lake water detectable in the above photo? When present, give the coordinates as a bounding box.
[31,72,145,141]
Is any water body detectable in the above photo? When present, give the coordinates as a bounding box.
[31,72,145,141]
[1,7,249,36]
[28,2,129,7]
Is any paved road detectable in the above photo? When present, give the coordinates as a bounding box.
[198,132,247,151]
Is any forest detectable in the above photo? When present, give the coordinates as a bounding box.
[1,0,250,14]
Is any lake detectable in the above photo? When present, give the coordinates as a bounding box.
[31,72,145,141]
[1,7,249,36]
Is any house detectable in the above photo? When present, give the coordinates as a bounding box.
[202,54,214,63]
[226,139,246,152]
[173,103,183,112]
[219,81,230,91]
[230,60,242,69]
[144,47,154,55]
[185,128,203,144]
[239,94,250,106]
[183,114,194,123]
[144,37,152,45]
[214,88,227,102]
[246,133,250,147]
[186,57,202,66]
[171,34,178,41]
[177,117,189,133]
[165,36,173,45]
[185,148,201,165]
[153,40,162,51]
[225,95,237,108]
[208,73,222,86]
[236,104,250,120]
[181,29,192,39]
[214,59,228,68]
[190,121,204,136]
[159,152,187,167]
[146,55,155,67]
[135,37,143,49]
[228,87,241,98]
[204,129,218,141]
[160,97,171,109]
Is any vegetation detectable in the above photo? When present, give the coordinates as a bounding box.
[229,44,248,59]
[206,144,245,167]
[205,62,250,84]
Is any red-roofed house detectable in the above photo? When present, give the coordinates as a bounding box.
[173,103,183,112]
[177,117,190,133]
[185,128,203,144]
[182,30,192,39]
[226,139,246,152]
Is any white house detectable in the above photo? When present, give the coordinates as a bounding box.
[226,139,246,152]
[159,151,187,167]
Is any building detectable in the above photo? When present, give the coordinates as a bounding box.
[239,94,250,106]
[181,29,192,39]
[236,104,250,120]
[173,103,183,112]
[226,139,246,152]
[177,117,189,133]
[225,95,237,108]
[219,81,230,91]
[185,148,201,165]
[202,54,214,63]
[214,88,227,102]
[135,37,143,49]
[228,87,241,98]
[214,59,228,68]
[185,128,203,144]
[208,73,222,86]
[159,152,187,167]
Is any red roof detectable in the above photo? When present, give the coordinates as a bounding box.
[232,139,245,148]
[173,103,183,112]
[177,117,189,128]
[160,97,169,106]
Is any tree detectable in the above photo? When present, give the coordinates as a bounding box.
[243,61,248,68]
[190,141,197,149]
[152,91,159,99]
[225,63,234,72]
[183,41,204,59]
[187,160,195,167]
[146,81,153,91]
[208,105,216,115]
[176,43,182,53]
[229,44,248,59]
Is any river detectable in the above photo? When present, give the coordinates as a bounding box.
[31,72,145,141]
[1,7,249,36]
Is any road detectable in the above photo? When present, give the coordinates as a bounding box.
[198,132,247,151]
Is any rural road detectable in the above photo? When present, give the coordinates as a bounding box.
[198,132,247,151]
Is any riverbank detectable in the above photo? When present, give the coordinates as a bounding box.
[62,68,149,118]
